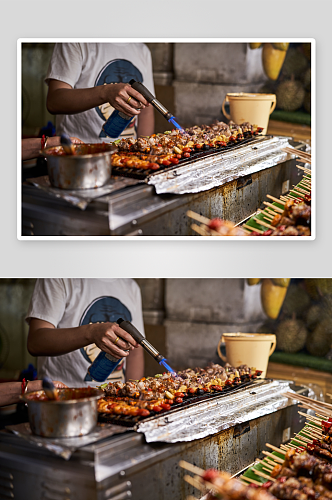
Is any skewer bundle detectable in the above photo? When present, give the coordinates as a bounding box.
[180,393,332,500]
[187,165,311,237]
[282,147,311,165]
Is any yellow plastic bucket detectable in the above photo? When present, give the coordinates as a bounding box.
[217,332,276,378]
[221,93,276,135]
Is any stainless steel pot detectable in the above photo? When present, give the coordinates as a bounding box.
[42,143,117,190]
[21,387,104,438]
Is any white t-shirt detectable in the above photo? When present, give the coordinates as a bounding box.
[26,278,145,387]
[45,43,155,143]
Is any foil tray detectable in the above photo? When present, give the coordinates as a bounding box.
[136,379,297,443]
[148,136,292,195]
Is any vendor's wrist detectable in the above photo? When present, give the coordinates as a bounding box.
[84,323,95,344]
[28,380,42,393]
[100,83,110,105]
[47,136,60,148]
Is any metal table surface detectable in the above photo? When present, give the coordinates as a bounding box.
[0,382,308,500]
[21,140,307,237]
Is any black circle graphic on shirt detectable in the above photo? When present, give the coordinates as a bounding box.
[79,296,132,364]
[94,59,143,123]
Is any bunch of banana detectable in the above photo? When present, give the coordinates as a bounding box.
[249,42,290,81]
[246,278,291,319]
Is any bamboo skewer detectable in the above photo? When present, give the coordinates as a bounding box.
[281,443,296,450]
[265,443,285,456]
[263,202,284,214]
[266,195,285,205]
[292,437,308,446]
[299,405,332,418]
[243,224,264,234]
[253,218,275,230]
[298,411,322,424]
[240,476,262,486]
[301,427,322,439]
[256,460,274,470]
[284,393,332,411]
[300,405,332,417]
[265,208,278,217]
[294,434,312,444]
[262,451,284,464]
[315,413,329,420]
[184,474,205,493]
[292,185,311,195]
[283,146,311,157]
[304,422,322,433]
[283,148,311,163]
[296,156,312,164]
[191,224,210,236]
[179,461,204,476]
[301,179,311,186]
[258,209,274,219]
[251,469,276,482]
[264,458,279,468]
[261,214,275,223]
[187,210,211,225]
[296,165,312,174]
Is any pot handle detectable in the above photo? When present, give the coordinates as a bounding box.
[222,95,231,120]
[269,337,277,356]
[217,336,227,362]
[269,95,277,115]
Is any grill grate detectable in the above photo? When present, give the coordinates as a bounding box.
[98,376,259,427]
[111,135,262,180]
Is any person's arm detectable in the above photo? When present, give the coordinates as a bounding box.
[0,380,66,407]
[47,80,150,117]
[125,345,145,381]
[27,318,139,359]
[137,105,155,137]
[22,136,83,161]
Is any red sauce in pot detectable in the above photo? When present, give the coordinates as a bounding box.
[46,144,116,156]
[25,387,100,402]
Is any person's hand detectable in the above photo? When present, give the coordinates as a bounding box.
[53,381,67,388]
[70,137,84,144]
[89,322,139,359]
[47,136,84,149]
[103,83,150,117]
[28,379,68,392]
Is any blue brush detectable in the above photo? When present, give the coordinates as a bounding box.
[42,377,59,400]
[60,134,76,155]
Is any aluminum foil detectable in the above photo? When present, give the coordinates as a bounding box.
[136,379,296,443]
[26,175,141,210]
[6,422,129,460]
[148,136,292,195]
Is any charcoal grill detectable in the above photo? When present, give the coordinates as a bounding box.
[22,137,307,236]
[98,375,257,427]
[0,381,309,500]
[112,134,261,180]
